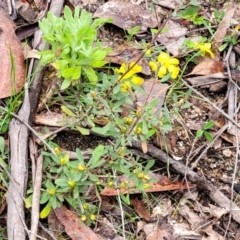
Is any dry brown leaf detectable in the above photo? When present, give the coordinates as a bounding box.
[212,5,235,56]
[178,204,205,230]
[93,1,158,32]
[136,80,170,113]
[48,211,64,238]
[0,8,25,99]
[189,59,224,76]
[203,225,225,240]
[131,197,150,221]
[54,206,100,240]
[144,222,174,240]
[15,1,38,22]
[156,20,187,55]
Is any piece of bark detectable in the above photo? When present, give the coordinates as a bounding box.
[131,141,240,224]
[30,154,43,240]
[7,83,30,239]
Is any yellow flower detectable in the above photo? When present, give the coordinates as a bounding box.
[135,127,142,135]
[132,76,144,85]
[78,164,86,172]
[68,180,76,188]
[107,181,114,187]
[47,188,56,195]
[145,48,151,55]
[59,154,69,166]
[81,215,87,222]
[149,61,158,71]
[116,62,144,92]
[90,214,96,221]
[54,147,61,155]
[143,183,149,189]
[194,42,214,58]
[121,81,131,92]
[149,52,180,79]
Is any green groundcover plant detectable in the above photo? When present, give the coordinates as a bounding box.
[39,6,111,89]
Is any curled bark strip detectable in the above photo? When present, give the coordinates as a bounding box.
[131,141,240,224]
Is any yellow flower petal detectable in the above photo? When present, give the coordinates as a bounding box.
[168,58,179,65]
[157,52,169,63]
[149,61,158,71]
[132,76,144,85]
[168,65,180,79]
[205,48,214,58]
[145,48,151,55]
[118,62,142,79]
[158,65,167,78]
[118,63,127,74]
[194,42,214,58]
[129,62,142,74]
[121,81,131,92]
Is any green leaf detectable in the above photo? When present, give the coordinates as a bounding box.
[145,129,156,140]
[55,179,68,187]
[218,43,228,52]
[87,116,95,127]
[82,66,98,84]
[76,148,84,162]
[61,78,72,90]
[0,136,4,153]
[92,122,111,135]
[40,202,52,219]
[88,172,99,182]
[88,145,104,167]
[62,67,77,79]
[144,159,155,172]
[25,194,33,208]
[204,131,213,142]
[64,6,73,23]
[196,129,203,137]
[204,121,215,130]
[160,72,171,82]
[61,105,77,117]
[177,6,200,18]
[76,126,90,135]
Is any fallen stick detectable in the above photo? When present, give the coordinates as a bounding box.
[132,141,240,224]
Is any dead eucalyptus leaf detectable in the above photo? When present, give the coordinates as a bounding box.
[189,59,224,76]
[0,8,25,99]
[54,206,100,240]
[93,1,158,32]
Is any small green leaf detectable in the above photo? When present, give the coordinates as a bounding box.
[25,194,33,208]
[92,122,111,135]
[196,129,203,137]
[61,105,77,117]
[218,43,228,52]
[82,66,98,84]
[40,202,52,219]
[62,67,76,79]
[76,126,90,135]
[204,131,213,142]
[204,121,215,130]
[144,159,155,172]
[61,78,72,90]
[76,148,84,162]
[88,145,104,167]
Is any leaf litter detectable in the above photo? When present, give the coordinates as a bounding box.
[2,0,240,239]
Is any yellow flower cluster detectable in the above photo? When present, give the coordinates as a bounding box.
[194,42,214,58]
[149,52,180,79]
[115,62,144,92]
